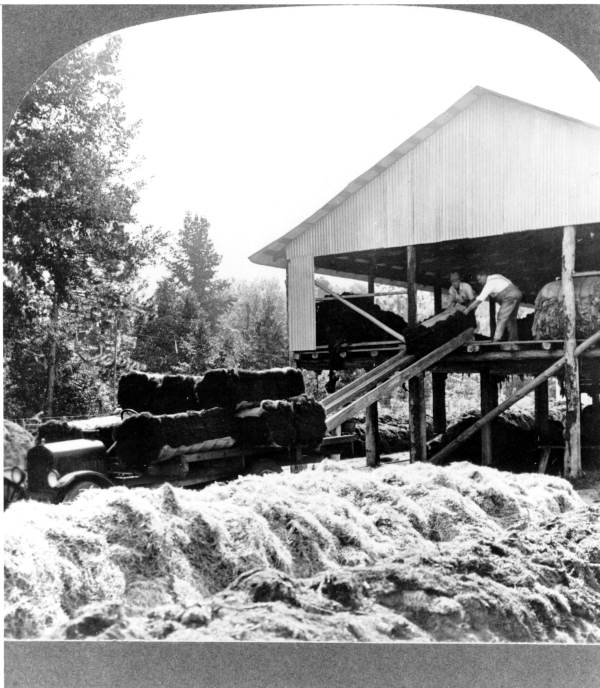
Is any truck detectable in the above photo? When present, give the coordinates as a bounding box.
[4,410,356,508]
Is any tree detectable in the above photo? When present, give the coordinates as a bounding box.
[3,35,159,415]
[132,279,211,373]
[132,213,231,373]
[215,278,288,369]
[168,212,230,324]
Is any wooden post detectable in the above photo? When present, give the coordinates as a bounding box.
[489,300,496,339]
[432,282,447,435]
[365,272,380,467]
[480,370,497,466]
[433,281,443,314]
[407,246,417,325]
[432,374,447,436]
[534,379,549,442]
[368,263,376,303]
[407,245,427,462]
[365,401,380,467]
[562,225,582,478]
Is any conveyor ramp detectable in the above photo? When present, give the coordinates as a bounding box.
[324,328,475,431]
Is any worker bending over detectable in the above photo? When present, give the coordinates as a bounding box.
[460,270,522,346]
[448,271,475,307]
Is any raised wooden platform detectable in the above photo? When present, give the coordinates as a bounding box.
[294,340,402,371]
[295,340,600,375]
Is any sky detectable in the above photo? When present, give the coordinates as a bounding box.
[107,5,600,283]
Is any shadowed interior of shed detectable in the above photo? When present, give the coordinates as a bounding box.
[314,224,600,304]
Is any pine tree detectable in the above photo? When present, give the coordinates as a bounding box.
[168,212,230,324]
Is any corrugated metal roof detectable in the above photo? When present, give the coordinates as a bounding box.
[249,86,600,269]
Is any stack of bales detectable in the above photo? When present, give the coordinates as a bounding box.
[532,276,600,339]
[114,368,326,469]
[117,367,306,413]
[113,408,238,470]
[316,294,407,349]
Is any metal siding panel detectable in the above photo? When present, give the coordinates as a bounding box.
[287,255,315,351]
[287,94,600,259]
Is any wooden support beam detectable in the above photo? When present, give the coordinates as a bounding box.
[409,375,427,462]
[480,370,497,466]
[364,269,380,468]
[562,226,582,478]
[407,245,417,326]
[407,245,426,462]
[432,281,446,435]
[315,280,405,343]
[489,300,496,339]
[365,400,380,467]
[534,379,549,442]
[368,271,376,307]
[432,373,447,435]
[430,329,600,466]
[433,282,443,314]
[315,290,407,302]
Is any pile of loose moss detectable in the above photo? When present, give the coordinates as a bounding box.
[4,462,599,642]
[3,420,34,471]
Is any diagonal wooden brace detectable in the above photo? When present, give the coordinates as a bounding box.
[315,280,406,343]
[430,329,600,465]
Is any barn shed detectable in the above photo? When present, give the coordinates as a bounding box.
[250,86,600,477]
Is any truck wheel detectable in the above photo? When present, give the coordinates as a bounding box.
[245,458,283,476]
[57,477,108,503]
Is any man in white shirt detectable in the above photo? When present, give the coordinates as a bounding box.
[448,271,475,307]
[460,270,522,345]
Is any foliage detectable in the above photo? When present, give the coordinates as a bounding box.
[214,278,288,369]
[132,279,212,373]
[3,35,160,417]
[168,212,230,323]
[132,213,230,373]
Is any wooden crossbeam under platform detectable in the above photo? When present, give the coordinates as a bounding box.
[295,339,600,373]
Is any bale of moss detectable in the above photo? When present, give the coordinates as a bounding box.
[151,375,198,415]
[235,368,305,405]
[113,409,238,470]
[37,417,121,449]
[404,310,477,358]
[117,372,162,412]
[37,420,83,444]
[427,408,539,472]
[532,276,600,339]
[316,294,407,350]
[236,400,296,447]
[235,395,326,449]
[582,405,600,445]
[289,395,327,449]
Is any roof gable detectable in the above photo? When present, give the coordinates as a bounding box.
[250,86,600,268]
